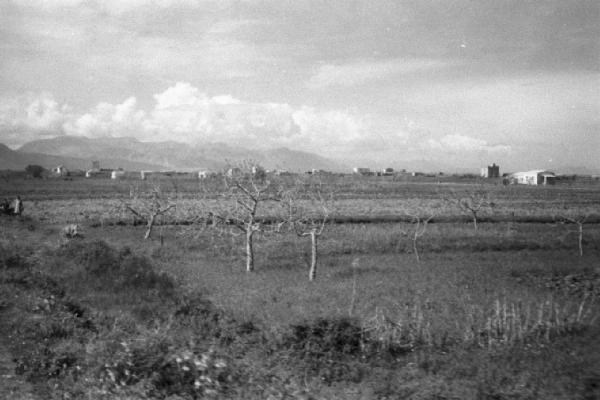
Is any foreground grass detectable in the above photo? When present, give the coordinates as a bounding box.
[2,217,599,399]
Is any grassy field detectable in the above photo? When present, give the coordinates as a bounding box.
[1,175,599,399]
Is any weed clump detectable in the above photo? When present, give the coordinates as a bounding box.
[56,240,175,297]
[58,240,120,275]
[117,255,175,295]
[287,317,363,355]
[99,340,233,399]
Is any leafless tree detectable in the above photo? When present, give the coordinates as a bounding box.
[450,186,494,230]
[122,184,176,240]
[556,204,594,257]
[208,161,282,272]
[404,212,435,263]
[283,179,333,281]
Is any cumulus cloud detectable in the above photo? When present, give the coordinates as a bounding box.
[0,83,370,153]
[63,97,146,138]
[0,83,512,164]
[0,92,72,145]
[307,59,455,89]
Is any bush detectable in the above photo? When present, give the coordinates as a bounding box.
[25,164,45,178]
[58,240,121,275]
[286,317,364,356]
[117,255,175,296]
[100,339,234,398]
[56,240,176,297]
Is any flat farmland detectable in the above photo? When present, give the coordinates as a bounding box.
[1,175,599,399]
[2,175,599,223]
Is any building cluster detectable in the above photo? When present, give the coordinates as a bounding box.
[44,160,561,186]
[352,167,395,176]
[479,163,556,185]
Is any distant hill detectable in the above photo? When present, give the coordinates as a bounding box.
[0,143,165,171]
[15,136,347,172]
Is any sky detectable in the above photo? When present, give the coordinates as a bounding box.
[0,0,599,172]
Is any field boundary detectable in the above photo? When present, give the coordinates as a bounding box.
[86,214,600,228]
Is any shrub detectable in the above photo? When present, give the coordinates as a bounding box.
[100,340,234,398]
[58,240,121,275]
[25,164,45,178]
[117,255,175,296]
[56,240,176,297]
[2,253,29,269]
[286,317,364,356]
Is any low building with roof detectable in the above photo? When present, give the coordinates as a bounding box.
[510,170,556,185]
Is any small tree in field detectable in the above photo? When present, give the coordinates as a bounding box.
[283,179,332,281]
[25,164,45,178]
[404,212,435,263]
[209,162,281,272]
[451,185,494,230]
[556,204,594,257]
[122,184,176,240]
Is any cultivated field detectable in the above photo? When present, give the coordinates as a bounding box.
[1,174,599,399]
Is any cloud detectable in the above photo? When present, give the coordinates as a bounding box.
[63,97,146,138]
[426,134,511,154]
[1,83,518,166]
[0,92,72,145]
[307,58,456,89]
[0,83,371,153]
[14,0,208,14]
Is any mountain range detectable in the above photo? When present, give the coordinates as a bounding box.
[1,136,597,175]
[1,136,347,172]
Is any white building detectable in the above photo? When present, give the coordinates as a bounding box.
[53,165,68,176]
[111,170,126,179]
[510,170,556,185]
[353,167,371,175]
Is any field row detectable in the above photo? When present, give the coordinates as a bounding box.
[18,196,599,225]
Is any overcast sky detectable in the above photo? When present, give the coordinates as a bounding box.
[1,0,598,171]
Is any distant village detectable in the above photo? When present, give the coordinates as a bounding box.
[22,161,599,186]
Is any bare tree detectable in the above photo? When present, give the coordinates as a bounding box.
[556,205,593,257]
[122,184,176,240]
[283,179,332,281]
[209,161,282,272]
[451,186,494,230]
[404,212,435,263]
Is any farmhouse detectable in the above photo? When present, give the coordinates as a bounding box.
[111,169,126,179]
[52,165,68,176]
[86,160,101,178]
[353,167,372,176]
[481,163,500,178]
[510,170,556,185]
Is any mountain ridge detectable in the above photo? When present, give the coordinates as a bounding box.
[11,136,347,172]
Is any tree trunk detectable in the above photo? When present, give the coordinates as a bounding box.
[413,236,420,263]
[578,223,583,257]
[308,230,318,281]
[413,220,421,263]
[144,214,156,240]
[472,212,478,230]
[246,228,254,272]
